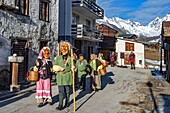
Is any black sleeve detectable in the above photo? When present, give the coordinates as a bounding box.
[37,59,43,70]
[48,61,53,68]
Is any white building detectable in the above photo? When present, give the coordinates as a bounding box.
[116,39,145,68]
[71,0,104,60]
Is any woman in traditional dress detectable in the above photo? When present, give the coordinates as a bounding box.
[35,47,53,107]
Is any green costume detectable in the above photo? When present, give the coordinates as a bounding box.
[54,55,72,86]
[54,55,72,110]
[76,59,88,91]
[89,59,101,89]
[76,59,88,78]
[98,56,104,62]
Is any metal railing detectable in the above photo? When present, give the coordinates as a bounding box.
[72,0,104,18]
[71,24,103,40]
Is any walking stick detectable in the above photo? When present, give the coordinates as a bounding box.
[71,48,76,112]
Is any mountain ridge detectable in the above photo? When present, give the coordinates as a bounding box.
[97,14,170,38]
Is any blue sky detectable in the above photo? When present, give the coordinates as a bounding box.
[97,0,170,25]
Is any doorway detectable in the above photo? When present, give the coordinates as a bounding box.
[11,39,29,83]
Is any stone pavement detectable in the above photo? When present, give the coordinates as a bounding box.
[0,66,170,113]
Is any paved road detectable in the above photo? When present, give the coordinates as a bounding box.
[0,66,150,113]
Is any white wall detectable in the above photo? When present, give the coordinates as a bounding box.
[116,39,145,68]
[72,11,96,29]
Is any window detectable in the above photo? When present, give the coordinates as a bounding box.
[15,0,29,15]
[39,0,50,22]
[72,13,79,24]
[85,19,91,31]
[125,42,134,51]
[86,19,91,28]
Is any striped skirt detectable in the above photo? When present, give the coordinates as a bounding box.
[36,78,52,99]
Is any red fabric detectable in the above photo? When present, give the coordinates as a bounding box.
[129,53,135,62]
[129,60,134,63]
[26,72,29,80]
[110,54,115,62]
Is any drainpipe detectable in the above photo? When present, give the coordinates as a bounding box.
[160,35,162,73]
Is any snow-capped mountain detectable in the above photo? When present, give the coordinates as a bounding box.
[97,14,170,37]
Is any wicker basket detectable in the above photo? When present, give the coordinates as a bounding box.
[102,61,108,67]
[28,70,39,82]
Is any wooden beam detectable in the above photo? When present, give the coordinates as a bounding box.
[25,0,29,15]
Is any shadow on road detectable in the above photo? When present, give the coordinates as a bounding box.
[76,91,96,111]
[51,94,59,105]
[0,90,34,107]
[71,71,115,111]
[101,71,115,90]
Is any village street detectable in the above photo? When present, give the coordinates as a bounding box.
[0,66,170,113]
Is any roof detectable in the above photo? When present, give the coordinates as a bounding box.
[162,21,170,37]
[117,34,137,38]
[117,38,144,45]
[96,23,125,33]
[162,21,170,27]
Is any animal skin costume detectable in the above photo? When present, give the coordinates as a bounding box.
[89,54,102,90]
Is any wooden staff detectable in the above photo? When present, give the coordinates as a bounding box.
[71,48,76,112]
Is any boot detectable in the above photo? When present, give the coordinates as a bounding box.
[47,98,52,105]
[37,98,44,108]
[56,93,64,110]
[64,93,70,108]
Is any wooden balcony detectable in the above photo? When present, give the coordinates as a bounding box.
[72,0,104,19]
[71,24,103,42]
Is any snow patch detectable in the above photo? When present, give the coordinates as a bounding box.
[97,14,170,38]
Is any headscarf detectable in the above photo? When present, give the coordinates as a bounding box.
[38,47,50,59]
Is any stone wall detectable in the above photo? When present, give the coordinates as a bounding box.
[0,0,59,69]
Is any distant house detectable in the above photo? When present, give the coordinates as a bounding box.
[117,34,137,40]
[97,24,118,60]
[116,38,145,68]
[161,21,170,82]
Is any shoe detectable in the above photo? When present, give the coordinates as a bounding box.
[37,103,44,108]
[48,102,53,105]
[56,105,64,111]
[95,88,99,92]
[64,104,69,108]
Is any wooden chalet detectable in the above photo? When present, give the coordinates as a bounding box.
[97,24,118,61]
[117,34,137,40]
[161,21,170,82]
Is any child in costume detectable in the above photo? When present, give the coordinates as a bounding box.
[75,54,88,91]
